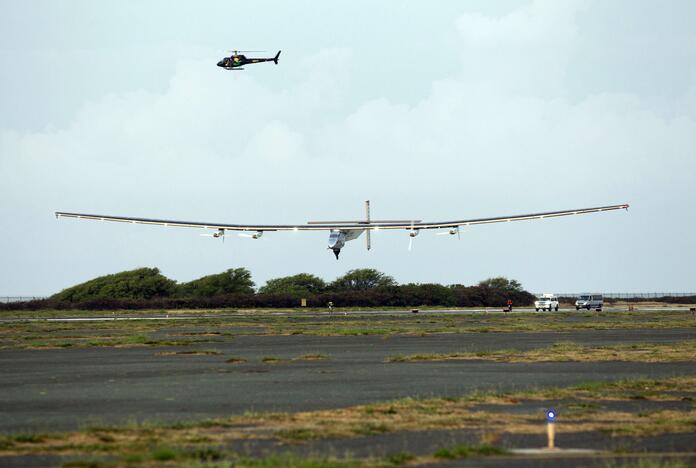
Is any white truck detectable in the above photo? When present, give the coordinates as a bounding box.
[575,293,603,311]
[534,293,559,312]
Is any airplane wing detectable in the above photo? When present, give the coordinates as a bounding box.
[55,204,629,233]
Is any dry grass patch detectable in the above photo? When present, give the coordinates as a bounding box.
[294,353,329,361]
[387,340,696,363]
[156,349,222,356]
[261,356,286,364]
[226,357,247,364]
[1,376,695,460]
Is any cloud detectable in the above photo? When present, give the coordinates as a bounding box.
[1,1,696,294]
[243,121,306,163]
[455,0,582,95]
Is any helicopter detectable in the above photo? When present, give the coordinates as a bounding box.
[217,50,281,70]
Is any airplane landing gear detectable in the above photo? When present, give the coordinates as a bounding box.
[332,248,341,259]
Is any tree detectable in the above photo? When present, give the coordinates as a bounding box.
[477,277,523,292]
[329,269,397,291]
[177,268,255,297]
[259,273,326,296]
[399,283,456,306]
[50,267,176,303]
[476,277,534,306]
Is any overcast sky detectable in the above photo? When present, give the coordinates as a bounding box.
[1,0,695,296]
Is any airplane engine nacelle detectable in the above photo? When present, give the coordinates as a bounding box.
[409,229,419,237]
[239,230,263,239]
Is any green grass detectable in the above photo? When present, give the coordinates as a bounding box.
[433,444,507,459]
[4,310,696,350]
[563,401,600,414]
[233,453,365,468]
[11,433,49,443]
[353,421,392,436]
[385,452,415,466]
[150,446,179,461]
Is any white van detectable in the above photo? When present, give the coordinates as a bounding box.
[576,293,603,311]
[535,293,559,312]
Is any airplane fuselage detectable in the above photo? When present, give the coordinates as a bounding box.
[328,229,363,259]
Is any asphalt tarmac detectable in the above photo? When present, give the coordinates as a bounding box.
[1,328,694,433]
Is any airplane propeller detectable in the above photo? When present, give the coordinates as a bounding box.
[408,222,419,251]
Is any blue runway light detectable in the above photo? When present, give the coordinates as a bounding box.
[546,409,557,422]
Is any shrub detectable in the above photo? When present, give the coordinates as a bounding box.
[176,268,254,297]
[50,268,176,303]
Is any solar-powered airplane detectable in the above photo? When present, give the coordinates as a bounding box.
[55,201,629,259]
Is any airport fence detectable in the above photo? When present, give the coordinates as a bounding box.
[537,293,696,299]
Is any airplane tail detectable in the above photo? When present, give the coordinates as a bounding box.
[273,50,281,64]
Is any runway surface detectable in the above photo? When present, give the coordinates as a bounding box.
[1,328,694,433]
